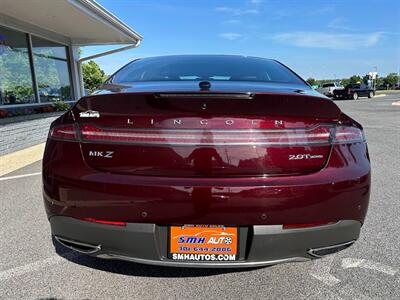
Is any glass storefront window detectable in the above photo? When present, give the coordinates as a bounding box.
[31,36,72,102]
[0,26,35,105]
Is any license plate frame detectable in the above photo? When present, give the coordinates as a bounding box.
[168,225,239,262]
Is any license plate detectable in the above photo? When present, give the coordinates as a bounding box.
[169,225,238,261]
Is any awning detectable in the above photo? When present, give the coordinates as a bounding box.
[0,0,142,45]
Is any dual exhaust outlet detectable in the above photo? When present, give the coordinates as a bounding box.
[307,240,355,258]
[54,236,101,254]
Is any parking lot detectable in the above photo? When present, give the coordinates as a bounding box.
[1,93,399,299]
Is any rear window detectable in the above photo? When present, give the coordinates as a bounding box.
[110,56,305,84]
[322,83,335,87]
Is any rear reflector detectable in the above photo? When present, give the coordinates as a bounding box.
[80,217,126,226]
[49,124,77,140]
[80,124,333,146]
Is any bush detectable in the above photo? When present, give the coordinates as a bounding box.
[52,101,71,111]
[0,109,8,118]
[0,104,63,119]
[34,106,54,114]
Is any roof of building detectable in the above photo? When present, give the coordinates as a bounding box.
[0,0,142,45]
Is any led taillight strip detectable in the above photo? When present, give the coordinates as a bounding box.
[48,124,365,145]
[79,124,334,146]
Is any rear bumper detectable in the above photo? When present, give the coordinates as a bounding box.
[50,216,361,268]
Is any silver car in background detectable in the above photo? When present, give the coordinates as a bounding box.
[317,82,344,97]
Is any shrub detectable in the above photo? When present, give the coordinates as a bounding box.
[0,109,8,118]
[52,101,71,111]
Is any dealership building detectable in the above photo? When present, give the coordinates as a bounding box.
[0,0,142,106]
[0,0,142,158]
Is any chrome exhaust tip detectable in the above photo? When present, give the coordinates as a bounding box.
[308,240,355,258]
[54,236,101,254]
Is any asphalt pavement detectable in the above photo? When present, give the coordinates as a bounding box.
[1,93,399,299]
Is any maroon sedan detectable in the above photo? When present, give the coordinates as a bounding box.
[43,55,370,267]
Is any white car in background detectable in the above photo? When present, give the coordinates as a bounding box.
[316,83,344,97]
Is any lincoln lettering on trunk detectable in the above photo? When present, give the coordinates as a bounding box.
[124,118,283,127]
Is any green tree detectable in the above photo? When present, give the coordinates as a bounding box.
[362,74,370,85]
[348,75,362,84]
[82,60,107,93]
[306,78,318,86]
[383,73,399,88]
[340,78,350,86]
[375,75,383,87]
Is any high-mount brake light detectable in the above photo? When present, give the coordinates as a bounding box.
[49,124,77,140]
[333,126,364,143]
[80,124,333,146]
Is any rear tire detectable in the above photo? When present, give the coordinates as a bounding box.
[353,93,358,100]
[368,91,374,98]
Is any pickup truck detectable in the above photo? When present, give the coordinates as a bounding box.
[316,82,343,97]
[333,84,375,100]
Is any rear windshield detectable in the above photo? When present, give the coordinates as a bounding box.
[110,56,305,84]
[322,83,335,87]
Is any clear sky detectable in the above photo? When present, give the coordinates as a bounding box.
[82,0,400,80]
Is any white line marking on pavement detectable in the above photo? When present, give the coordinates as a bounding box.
[341,258,398,276]
[0,172,41,181]
[310,255,341,286]
[0,252,79,282]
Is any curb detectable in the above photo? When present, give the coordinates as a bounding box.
[0,143,45,176]
[373,94,386,98]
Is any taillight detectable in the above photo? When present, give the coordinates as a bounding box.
[79,124,364,145]
[333,126,365,143]
[49,124,77,140]
[80,124,333,146]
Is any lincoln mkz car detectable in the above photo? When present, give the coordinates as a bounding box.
[43,55,370,267]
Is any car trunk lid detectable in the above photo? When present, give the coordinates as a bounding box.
[72,92,340,177]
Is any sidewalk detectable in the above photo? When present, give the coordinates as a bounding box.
[0,143,45,176]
